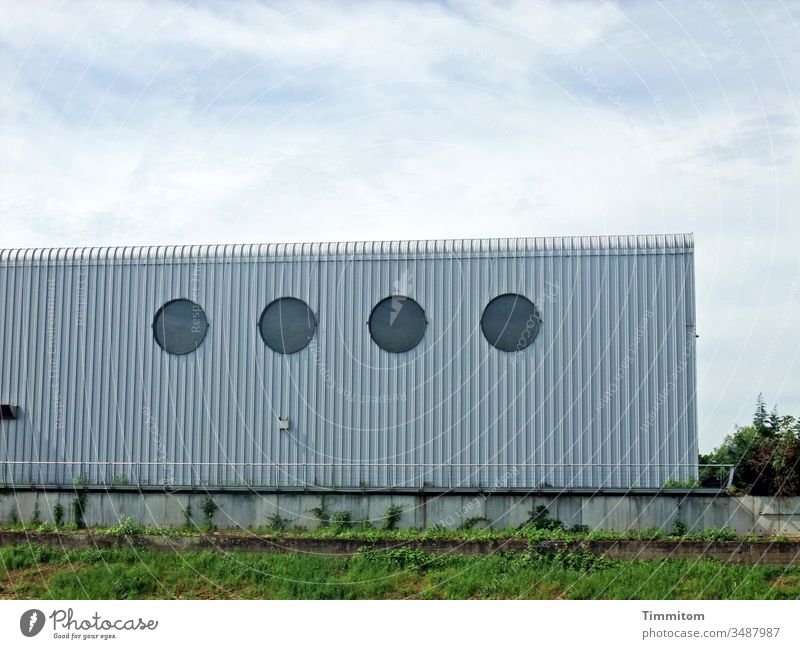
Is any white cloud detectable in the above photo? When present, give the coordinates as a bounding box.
[0,0,798,447]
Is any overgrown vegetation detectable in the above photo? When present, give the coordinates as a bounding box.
[330,511,352,530]
[29,501,41,527]
[182,504,193,529]
[702,394,800,496]
[0,518,777,544]
[110,474,129,487]
[105,516,144,537]
[200,497,218,532]
[663,478,700,489]
[309,498,332,527]
[382,504,404,530]
[72,492,87,529]
[519,505,564,532]
[53,503,64,528]
[1,543,798,600]
[265,513,289,532]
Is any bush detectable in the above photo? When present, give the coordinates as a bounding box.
[383,505,404,530]
[201,497,218,531]
[457,516,488,531]
[53,503,65,528]
[107,516,143,536]
[330,511,352,530]
[309,499,331,527]
[72,493,87,529]
[702,395,800,496]
[265,513,289,532]
[520,505,564,531]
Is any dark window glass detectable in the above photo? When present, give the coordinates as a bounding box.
[481,293,540,352]
[153,299,209,355]
[0,404,19,420]
[259,297,316,354]
[368,295,427,353]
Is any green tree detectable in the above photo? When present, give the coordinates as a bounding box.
[703,397,800,496]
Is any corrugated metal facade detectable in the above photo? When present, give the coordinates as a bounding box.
[0,235,697,489]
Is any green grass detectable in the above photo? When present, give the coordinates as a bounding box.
[0,521,784,543]
[1,543,799,599]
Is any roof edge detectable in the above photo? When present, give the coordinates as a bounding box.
[0,233,694,263]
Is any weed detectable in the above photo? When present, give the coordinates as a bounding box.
[110,474,129,487]
[309,498,331,527]
[691,526,738,542]
[107,516,143,536]
[520,505,564,532]
[663,478,700,489]
[265,513,289,532]
[182,504,193,529]
[331,511,352,530]
[201,497,218,532]
[383,504,404,530]
[53,503,65,528]
[72,493,87,529]
[30,501,41,527]
[671,521,689,537]
[458,516,488,531]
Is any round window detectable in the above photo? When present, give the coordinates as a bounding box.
[481,293,540,352]
[368,295,427,353]
[153,299,209,355]
[259,297,316,354]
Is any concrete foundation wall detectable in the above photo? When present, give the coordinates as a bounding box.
[2,490,800,534]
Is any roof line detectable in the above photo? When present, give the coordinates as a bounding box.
[0,233,694,263]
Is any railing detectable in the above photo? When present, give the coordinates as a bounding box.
[0,461,734,491]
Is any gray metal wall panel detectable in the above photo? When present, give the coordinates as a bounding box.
[0,235,697,488]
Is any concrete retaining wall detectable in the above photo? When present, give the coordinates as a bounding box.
[2,531,799,564]
[2,490,800,534]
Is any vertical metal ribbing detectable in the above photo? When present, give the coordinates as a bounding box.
[0,236,697,490]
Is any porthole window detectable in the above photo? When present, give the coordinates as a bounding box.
[368,295,427,353]
[153,299,209,355]
[481,293,540,352]
[259,297,316,354]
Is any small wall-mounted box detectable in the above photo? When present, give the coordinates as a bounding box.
[277,416,289,431]
[0,404,19,420]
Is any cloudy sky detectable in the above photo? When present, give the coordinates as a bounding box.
[1,1,798,450]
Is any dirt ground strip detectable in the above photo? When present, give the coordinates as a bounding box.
[1,530,799,564]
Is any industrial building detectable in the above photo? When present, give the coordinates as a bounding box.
[0,234,697,491]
